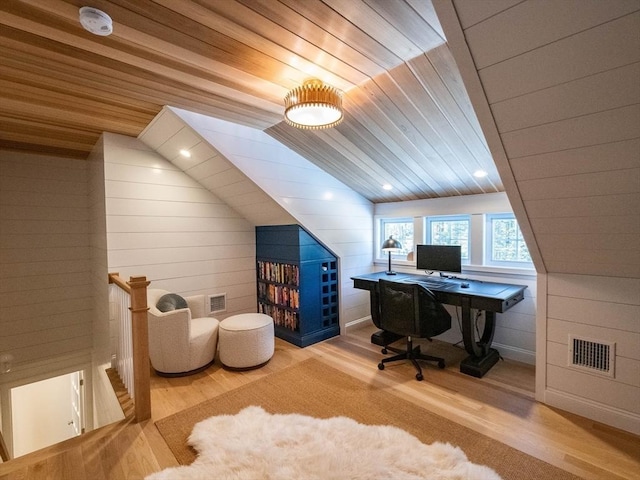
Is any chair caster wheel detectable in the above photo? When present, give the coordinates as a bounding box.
[416,373,423,381]
[381,348,388,354]
[378,363,385,370]
[438,360,445,369]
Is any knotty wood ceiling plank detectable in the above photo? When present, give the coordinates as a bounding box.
[154,0,369,89]
[362,0,445,52]
[322,0,432,61]
[89,0,294,96]
[275,0,403,72]
[361,75,472,196]
[321,121,424,201]
[0,27,274,113]
[0,63,158,115]
[408,51,496,182]
[0,29,279,129]
[383,65,476,184]
[425,45,486,147]
[0,139,90,159]
[4,2,282,110]
[195,0,373,88]
[1,0,504,203]
[1,97,143,137]
[0,117,99,153]
[267,123,404,202]
[345,88,445,198]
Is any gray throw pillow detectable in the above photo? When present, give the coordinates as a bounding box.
[156,293,188,312]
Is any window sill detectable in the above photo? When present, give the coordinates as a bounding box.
[462,264,536,278]
[373,259,536,278]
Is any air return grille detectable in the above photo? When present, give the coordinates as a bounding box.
[208,293,226,314]
[568,335,615,378]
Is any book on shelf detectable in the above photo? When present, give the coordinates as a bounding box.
[257,283,300,309]
[258,303,298,330]
[257,260,299,285]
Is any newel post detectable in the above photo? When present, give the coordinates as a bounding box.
[128,275,151,422]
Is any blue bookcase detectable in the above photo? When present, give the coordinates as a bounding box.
[256,225,339,347]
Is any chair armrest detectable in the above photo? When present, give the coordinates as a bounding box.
[148,307,191,322]
[185,295,206,318]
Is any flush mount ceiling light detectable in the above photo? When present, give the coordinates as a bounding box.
[79,6,113,36]
[284,79,343,130]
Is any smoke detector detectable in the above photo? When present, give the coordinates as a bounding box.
[79,6,113,36]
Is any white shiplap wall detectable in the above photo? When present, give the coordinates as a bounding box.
[141,108,376,329]
[102,133,257,318]
[449,0,640,278]
[87,136,123,428]
[435,0,640,433]
[543,273,640,432]
[87,136,110,364]
[0,151,93,368]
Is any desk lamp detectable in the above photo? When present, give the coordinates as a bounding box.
[381,236,402,275]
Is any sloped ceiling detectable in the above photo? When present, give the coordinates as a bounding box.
[138,106,299,228]
[435,0,640,278]
[4,0,637,277]
[1,0,500,203]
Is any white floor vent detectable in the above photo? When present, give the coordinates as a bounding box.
[568,335,615,378]
[208,293,226,314]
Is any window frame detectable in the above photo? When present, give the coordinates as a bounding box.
[377,217,414,261]
[485,213,533,268]
[425,214,471,264]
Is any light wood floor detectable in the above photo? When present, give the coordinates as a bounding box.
[1,324,639,480]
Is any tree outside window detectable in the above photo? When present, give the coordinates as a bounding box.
[427,215,470,261]
[380,219,413,259]
[487,214,532,264]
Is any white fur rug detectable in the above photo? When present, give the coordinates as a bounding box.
[147,406,502,479]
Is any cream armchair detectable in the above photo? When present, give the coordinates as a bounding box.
[147,288,220,376]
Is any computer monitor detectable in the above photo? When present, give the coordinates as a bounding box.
[416,244,462,274]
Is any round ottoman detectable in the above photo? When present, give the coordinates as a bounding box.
[219,313,274,369]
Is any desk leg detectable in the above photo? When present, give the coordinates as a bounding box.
[459,298,499,378]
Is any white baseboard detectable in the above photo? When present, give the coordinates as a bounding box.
[545,388,640,436]
[344,316,373,333]
[492,343,535,365]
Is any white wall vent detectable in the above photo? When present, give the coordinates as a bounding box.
[208,293,226,314]
[568,335,615,378]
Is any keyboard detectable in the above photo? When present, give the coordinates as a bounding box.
[418,279,452,289]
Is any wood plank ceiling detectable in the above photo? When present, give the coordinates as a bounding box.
[0,0,501,203]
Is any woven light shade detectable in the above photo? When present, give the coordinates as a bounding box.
[284,79,343,129]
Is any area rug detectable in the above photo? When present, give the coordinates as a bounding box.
[146,405,501,479]
[154,358,582,480]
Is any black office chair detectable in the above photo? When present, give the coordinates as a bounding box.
[377,279,451,381]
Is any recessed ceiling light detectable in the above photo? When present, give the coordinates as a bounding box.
[473,170,488,178]
[179,149,191,158]
[382,184,393,190]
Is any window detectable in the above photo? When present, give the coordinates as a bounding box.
[426,215,470,262]
[486,213,532,266]
[379,218,413,259]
